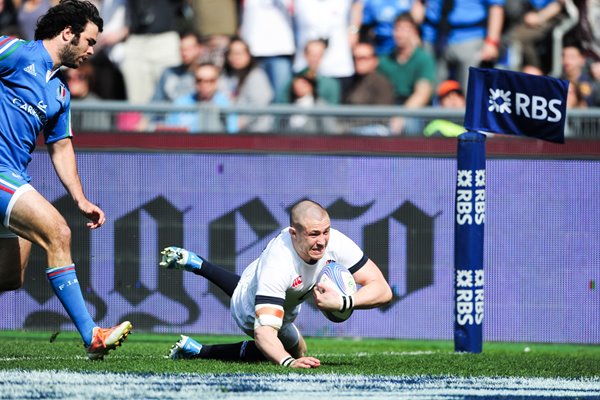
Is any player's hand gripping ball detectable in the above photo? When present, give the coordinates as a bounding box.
[316,262,357,322]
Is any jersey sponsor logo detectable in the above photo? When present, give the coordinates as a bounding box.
[488,87,563,123]
[291,275,303,288]
[11,97,48,125]
[23,63,36,76]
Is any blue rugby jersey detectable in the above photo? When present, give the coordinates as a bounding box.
[0,36,72,181]
[422,0,505,45]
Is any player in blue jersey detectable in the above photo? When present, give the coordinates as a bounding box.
[0,0,131,360]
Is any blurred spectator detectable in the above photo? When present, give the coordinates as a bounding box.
[64,64,112,131]
[361,0,424,55]
[219,36,273,132]
[202,34,231,69]
[591,72,600,106]
[344,41,395,105]
[152,30,207,102]
[189,0,237,68]
[573,0,600,63]
[120,0,183,103]
[420,0,505,89]
[239,0,294,100]
[17,0,56,41]
[377,13,435,135]
[566,79,588,108]
[284,75,338,134]
[565,79,591,137]
[293,0,363,93]
[436,79,465,107]
[162,62,237,133]
[0,0,20,36]
[521,64,545,76]
[277,39,341,105]
[560,42,596,106]
[572,0,600,106]
[423,79,466,137]
[189,0,237,38]
[377,13,435,107]
[219,37,273,106]
[344,41,395,136]
[65,64,102,101]
[88,0,128,100]
[505,0,564,73]
[90,0,128,65]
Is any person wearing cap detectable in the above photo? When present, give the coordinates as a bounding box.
[436,79,465,108]
[423,79,466,137]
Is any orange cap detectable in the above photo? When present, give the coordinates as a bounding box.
[437,80,462,98]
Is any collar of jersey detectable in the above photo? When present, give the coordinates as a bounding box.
[34,40,60,83]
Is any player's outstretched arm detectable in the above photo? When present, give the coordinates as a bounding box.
[351,259,393,309]
[48,139,105,229]
[254,325,320,369]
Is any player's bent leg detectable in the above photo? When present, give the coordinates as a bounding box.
[169,337,268,362]
[0,236,31,291]
[7,189,134,356]
[184,330,307,363]
[8,189,72,266]
[160,246,241,297]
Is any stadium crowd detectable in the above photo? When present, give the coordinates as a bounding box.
[1,0,599,135]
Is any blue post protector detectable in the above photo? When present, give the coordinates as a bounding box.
[454,131,486,353]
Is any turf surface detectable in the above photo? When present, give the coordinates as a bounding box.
[0,330,598,378]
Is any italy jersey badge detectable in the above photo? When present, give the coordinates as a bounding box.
[56,83,67,104]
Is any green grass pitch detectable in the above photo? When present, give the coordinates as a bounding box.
[0,330,598,378]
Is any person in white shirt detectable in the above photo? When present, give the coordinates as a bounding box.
[239,0,295,101]
[160,199,393,368]
[293,0,363,94]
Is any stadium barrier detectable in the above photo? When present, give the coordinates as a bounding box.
[69,101,600,139]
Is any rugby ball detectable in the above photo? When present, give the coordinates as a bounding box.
[316,262,357,323]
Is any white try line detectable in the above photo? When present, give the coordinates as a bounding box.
[0,370,598,399]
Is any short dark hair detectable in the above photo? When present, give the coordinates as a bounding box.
[35,0,103,41]
[394,12,417,29]
[304,38,329,53]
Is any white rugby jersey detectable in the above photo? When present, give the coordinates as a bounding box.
[230,227,367,332]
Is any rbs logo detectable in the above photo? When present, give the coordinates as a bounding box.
[456,269,484,326]
[456,169,485,226]
[488,88,562,122]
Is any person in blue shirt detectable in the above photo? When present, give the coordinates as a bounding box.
[163,62,238,133]
[362,0,424,56]
[0,0,131,360]
[420,0,505,89]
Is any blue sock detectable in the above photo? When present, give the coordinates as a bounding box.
[46,264,96,346]
[185,251,204,272]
